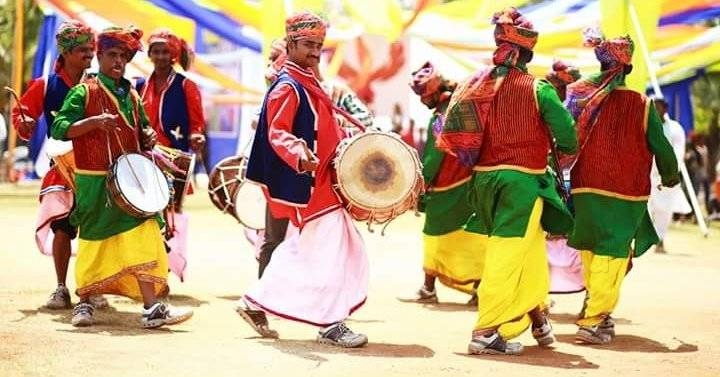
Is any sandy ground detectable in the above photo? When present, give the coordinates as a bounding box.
[1,182,719,377]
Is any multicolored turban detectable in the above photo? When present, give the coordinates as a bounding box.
[148,29,195,70]
[98,26,144,60]
[583,27,634,67]
[285,12,327,41]
[56,20,95,54]
[492,7,538,51]
[546,60,581,89]
[410,62,442,97]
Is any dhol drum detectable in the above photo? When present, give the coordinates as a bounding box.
[107,153,170,218]
[208,156,266,230]
[333,131,424,229]
[46,138,76,191]
[154,145,196,209]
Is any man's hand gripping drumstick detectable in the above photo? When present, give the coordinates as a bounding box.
[4,86,37,137]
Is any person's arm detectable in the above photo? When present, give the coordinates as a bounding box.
[536,80,577,154]
[335,83,374,129]
[646,102,679,187]
[266,83,315,172]
[183,79,206,136]
[11,78,46,140]
[51,84,118,140]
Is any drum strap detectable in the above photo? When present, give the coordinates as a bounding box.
[300,82,367,133]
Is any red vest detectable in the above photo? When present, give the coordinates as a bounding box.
[571,89,652,199]
[475,69,550,173]
[72,78,142,171]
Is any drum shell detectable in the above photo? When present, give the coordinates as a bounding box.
[52,151,77,191]
[107,154,170,218]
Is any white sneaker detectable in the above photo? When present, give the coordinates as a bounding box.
[71,302,94,327]
[142,302,193,329]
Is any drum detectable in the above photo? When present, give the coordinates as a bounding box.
[208,156,267,230]
[107,153,170,218]
[154,146,196,209]
[333,131,424,226]
[46,138,76,191]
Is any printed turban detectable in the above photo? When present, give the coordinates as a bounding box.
[410,62,442,97]
[492,7,538,51]
[56,20,95,54]
[546,60,581,88]
[583,27,634,66]
[148,29,195,70]
[285,12,327,41]
[98,26,144,60]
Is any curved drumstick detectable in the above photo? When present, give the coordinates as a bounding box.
[4,86,33,130]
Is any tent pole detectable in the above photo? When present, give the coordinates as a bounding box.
[628,0,709,237]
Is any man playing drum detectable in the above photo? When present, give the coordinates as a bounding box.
[237,11,369,348]
[247,38,374,278]
[11,21,108,311]
[51,26,193,328]
[139,29,207,281]
[564,29,679,344]
[438,7,577,355]
[401,62,484,305]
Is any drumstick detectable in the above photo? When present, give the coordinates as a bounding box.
[4,86,33,130]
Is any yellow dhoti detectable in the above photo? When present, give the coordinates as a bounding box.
[75,220,168,301]
[474,199,549,340]
[576,250,629,327]
[423,230,487,294]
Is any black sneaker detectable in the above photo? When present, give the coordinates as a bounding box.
[468,332,523,355]
[576,325,612,344]
[317,322,368,348]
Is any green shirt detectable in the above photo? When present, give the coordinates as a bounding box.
[52,72,150,141]
[536,79,577,154]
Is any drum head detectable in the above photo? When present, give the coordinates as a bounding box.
[115,154,170,213]
[233,181,266,230]
[336,133,419,209]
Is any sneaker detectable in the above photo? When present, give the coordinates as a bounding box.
[468,332,523,356]
[71,302,94,327]
[235,303,279,338]
[88,295,109,310]
[142,302,193,329]
[316,322,368,348]
[532,318,555,347]
[46,285,72,310]
[397,287,438,304]
[598,316,616,337]
[575,325,612,344]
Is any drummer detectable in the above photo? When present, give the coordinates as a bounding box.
[10,21,109,311]
[51,25,193,328]
[246,38,374,279]
[236,11,370,348]
[138,29,207,282]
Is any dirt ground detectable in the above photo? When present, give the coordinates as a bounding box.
[1,182,718,377]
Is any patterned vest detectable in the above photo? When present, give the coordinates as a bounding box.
[571,89,652,199]
[246,73,316,205]
[475,69,550,173]
[72,78,142,171]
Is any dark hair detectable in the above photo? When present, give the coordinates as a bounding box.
[518,48,534,64]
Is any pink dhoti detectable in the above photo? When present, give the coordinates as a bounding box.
[547,238,585,294]
[244,208,369,327]
[35,188,74,256]
[166,212,189,282]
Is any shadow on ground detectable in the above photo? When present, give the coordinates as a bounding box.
[257,338,434,364]
[456,345,599,369]
[556,334,698,353]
